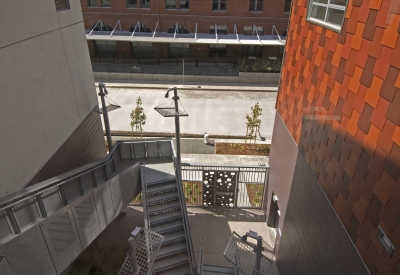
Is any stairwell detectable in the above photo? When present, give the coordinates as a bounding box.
[141,164,194,275]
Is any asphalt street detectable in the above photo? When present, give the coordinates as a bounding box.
[100,85,278,139]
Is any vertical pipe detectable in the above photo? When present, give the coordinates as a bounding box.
[255,236,263,273]
[5,208,21,234]
[173,88,182,178]
[98,83,113,151]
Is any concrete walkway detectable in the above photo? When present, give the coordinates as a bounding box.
[98,83,278,139]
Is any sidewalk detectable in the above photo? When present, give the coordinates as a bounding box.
[95,80,279,92]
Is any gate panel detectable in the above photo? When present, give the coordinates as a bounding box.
[202,171,215,207]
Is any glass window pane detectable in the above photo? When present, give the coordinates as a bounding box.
[166,0,175,8]
[180,0,189,9]
[213,0,218,9]
[249,0,256,11]
[330,0,347,6]
[55,0,69,9]
[326,8,345,25]
[256,0,263,11]
[88,0,97,6]
[102,0,111,6]
[311,4,327,20]
[220,1,226,9]
[141,0,150,8]
[127,0,137,7]
[244,26,253,35]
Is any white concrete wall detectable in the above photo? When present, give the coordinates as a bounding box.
[0,0,98,197]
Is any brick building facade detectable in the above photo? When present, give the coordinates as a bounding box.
[79,0,290,61]
[268,0,400,273]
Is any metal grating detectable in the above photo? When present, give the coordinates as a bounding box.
[0,211,13,240]
[63,179,80,202]
[223,232,272,275]
[42,188,63,215]
[75,197,97,230]
[154,107,188,117]
[47,212,77,257]
[13,197,41,229]
[118,228,164,275]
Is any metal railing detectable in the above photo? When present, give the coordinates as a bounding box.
[181,164,269,209]
[197,236,205,275]
[0,139,174,275]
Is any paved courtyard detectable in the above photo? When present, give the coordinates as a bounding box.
[100,85,278,140]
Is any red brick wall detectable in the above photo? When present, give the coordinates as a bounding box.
[276,0,400,273]
[80,0,289,35]
[116,41,132,58]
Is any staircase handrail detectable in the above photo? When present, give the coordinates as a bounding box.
[139,161,152,231]
[172,154,196,274]
[197,236,205,275]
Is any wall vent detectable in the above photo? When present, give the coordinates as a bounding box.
[377,226,395,257]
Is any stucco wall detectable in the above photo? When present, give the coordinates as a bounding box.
[0,0,103,197]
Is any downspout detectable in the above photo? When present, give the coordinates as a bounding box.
[156,0,160,33]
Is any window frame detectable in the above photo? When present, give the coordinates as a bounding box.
[306,0,348,32]
[141,0,151,9]
[88,0,98,7]
[101,0,112,7]
[212,0,226,11]
[377,226,395,256]
[249,0,263,12]
[54,0,70,10]
[283,0,291,13]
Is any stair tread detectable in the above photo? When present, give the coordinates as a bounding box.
[149,200,181,213]
[203,264,235,273]
[151,220,184,234]
[148,191,179,203]
[154,252,189,272]
[162,230,185,243]
[147,182,177,194]
[147,179,176,187]
[157,242,187,258]
[150,211,182,224]
[155,263,191,275]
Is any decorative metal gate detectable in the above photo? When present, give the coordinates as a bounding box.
[181,165,269,208]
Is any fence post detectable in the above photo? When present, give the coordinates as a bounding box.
[5,208,21,234]
[235,168,240,208]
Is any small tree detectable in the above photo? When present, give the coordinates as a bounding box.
[245,102,263,144]
[130,97,146,139]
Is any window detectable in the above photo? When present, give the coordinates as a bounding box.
[101,0,111,6]
[213,0,226,10]
[129,22,151,32]
[377,226,395,256]
[127,0,137,7]
[209,44,226,57]
[95,40,117,56]
[249,0,263,11]
[179,0,189,9]
[307,0,347,31]
[54,0,69,10]
[168,43,190,57]
[244,26,264,36]
[284,0,291,12]
[167,24,189,34]
[88,0,97,6]
[141,0,150,8]
[132,42,153,58]
[92,21,113,31]
[166,0,175,9]
[210,25,228,35]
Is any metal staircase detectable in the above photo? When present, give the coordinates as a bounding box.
[141,172,194,274]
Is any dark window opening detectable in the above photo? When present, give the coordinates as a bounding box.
[127,0,137,7]
[267,194,280,228]
[141,0,150,8]
[88,0,98,6]
[132,42,153,58]
[244,26,264,36]
[167,24,189,34]
[213,0,226,10]
[95,40,117,57]
[168,43,190,57]
[101,0,111,6]
[242,45,262,57]
[166,0,175,9]
[284,0,291,12]
[55,0,69,10]
[210,25,228,35]
[249,0,263,11]
[130,22,151,32]
[179,0,189,9]
[209,44,227,57]
[92,21,113,31]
